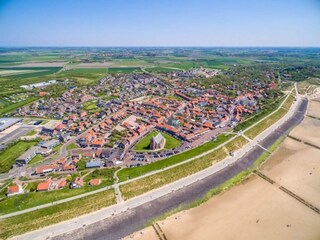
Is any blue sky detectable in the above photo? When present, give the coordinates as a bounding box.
[0,0,319,47]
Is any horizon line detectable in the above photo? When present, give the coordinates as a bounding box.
[1,45,320,48]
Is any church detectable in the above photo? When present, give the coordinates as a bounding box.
[150,132,166,150]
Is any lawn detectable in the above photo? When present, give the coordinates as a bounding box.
[28,154,44,165]
[0,141,38,174]
[82,100,101,113]
[133,131,182,151]
[117,133,233,182]
[24,129,37,136]
[0,189,116,239]
[66,143,78,150]
[83,168,118,184]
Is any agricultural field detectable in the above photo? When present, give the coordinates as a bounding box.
[0,67,62,79]
[107,67,143,74]
[133,131,182,151]
[54,68,107,84]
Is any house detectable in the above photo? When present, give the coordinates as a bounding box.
[37,178,53,192]
[70,177,84,188]
[35,165,53,175]
[89,179,101,186]
[150,133,166,150]
[86,160,101,169]
[57,179,67,189]
[7,184,24,197]
[15,146,38,165]
[40,127,54,136]
[91,139,104,148]
[39,139,60,149]
[59,133,71,142]
[55,123,66,132]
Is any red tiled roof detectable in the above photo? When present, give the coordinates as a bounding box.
[58,179,67,188]
[89,179,101,186]
[37,179,52,191]
[8,185,19,194]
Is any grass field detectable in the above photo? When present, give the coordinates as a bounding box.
[0,141,38,174]
[223,136,249,153]
[117,133,233,182]
[133,131,181,151]
[0,189,116,239]
[120,148,227,200]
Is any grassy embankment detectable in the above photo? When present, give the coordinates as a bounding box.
[244,94,295,140]
[0,189,116,239]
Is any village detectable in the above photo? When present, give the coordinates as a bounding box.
[3,67,278,197]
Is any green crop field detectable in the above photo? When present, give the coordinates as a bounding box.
[133,131,182,151]
[107,67,143,73]
[0,67,62,78]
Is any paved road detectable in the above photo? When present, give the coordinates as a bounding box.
[0,125,35,146]
[11,94,307,240]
